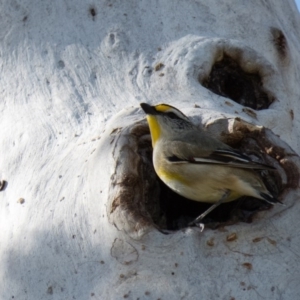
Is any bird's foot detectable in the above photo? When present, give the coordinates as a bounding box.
[188,221,205,232]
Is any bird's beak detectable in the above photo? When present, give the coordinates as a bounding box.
[140,103,158,115]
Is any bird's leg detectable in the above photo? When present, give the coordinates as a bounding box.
[189,190,230,228]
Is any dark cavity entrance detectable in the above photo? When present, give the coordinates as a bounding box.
[158,179,275,230]
[201,54,273,110]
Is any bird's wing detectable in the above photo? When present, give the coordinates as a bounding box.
[165,140,275,170]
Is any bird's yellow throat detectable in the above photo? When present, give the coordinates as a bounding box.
[146,115,161,147]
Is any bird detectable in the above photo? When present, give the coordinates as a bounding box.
[140,102,280,228]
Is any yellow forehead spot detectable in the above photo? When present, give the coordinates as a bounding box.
[154,104,171,112]
[146,115,161,147]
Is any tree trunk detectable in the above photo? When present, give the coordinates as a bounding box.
[1,1,300,299]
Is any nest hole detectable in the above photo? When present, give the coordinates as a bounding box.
[158,180,273,230]
[109,120,297,237]
[200,54,274,110]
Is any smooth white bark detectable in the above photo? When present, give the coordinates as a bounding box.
[1,1,300,299]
